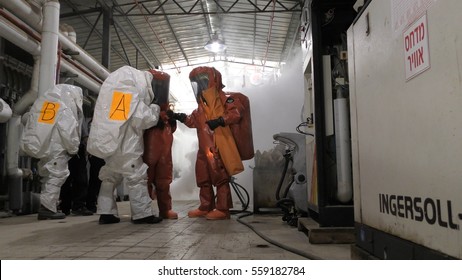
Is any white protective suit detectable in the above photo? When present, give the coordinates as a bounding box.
[87,66,160,220]
[20,84,83,212]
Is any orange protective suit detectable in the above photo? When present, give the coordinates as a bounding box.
[142,70,178,219]
[180,67,246,220]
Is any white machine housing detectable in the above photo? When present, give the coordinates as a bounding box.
[348,0,462,259]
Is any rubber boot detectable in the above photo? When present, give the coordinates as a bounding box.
[37,205,66,220]
[188,208,210,218]
[206,183,232,220]
[99,214,120,224]
[188,185,215,217]
[160,210,178,219]
[132,215,163,224]
[156,183,177,219]
[205,209,230,220]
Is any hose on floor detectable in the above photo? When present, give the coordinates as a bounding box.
[235,211,322,260]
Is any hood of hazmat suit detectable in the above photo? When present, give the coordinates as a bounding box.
[87,66,160,159]
[148,69,170,108]
[20,84,83,158]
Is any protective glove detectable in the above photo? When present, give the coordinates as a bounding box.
[168,118,177,128]
[206,116,225,130]
[155,119,165,129]
[166,110,186,123]
[154,111,166,129]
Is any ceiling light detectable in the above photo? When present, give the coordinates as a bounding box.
[204,32,227,53]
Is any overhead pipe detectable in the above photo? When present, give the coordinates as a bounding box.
[0,16,41,55]
[0,0,110,81]
[13,56,40,115]
[0,98,12,123]
[0,9,102,93]
[60,59,101,93]
[38,0,59,96]
[58,27,110,81]
[60,23,76,43]
[0,0,42,31]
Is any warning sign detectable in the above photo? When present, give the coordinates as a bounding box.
[403,13,430,81]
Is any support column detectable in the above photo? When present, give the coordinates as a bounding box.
[102,7,112,68]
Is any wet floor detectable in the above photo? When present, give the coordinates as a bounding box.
[0,201,351,260]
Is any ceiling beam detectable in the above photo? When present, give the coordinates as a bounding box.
[111,0,301,16]
[61,0,129,67]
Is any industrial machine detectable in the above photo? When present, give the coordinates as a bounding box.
[272,132,310,225]
[0,0,106,215]
[301,0,357,228]
[348,0,461,259]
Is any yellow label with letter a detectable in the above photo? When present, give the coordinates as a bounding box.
[109,91,132,121]
[38,101,60,124]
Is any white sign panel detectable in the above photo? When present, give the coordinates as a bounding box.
[403,13,430,81]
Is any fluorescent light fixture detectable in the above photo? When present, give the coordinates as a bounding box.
[204,32,227,53]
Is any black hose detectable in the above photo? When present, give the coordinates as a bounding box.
[235,212,322,260]
[230,181,250,214]
[282,177,295,199]
[276,151,292,200]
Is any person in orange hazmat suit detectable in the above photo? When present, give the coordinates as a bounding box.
[142,69,178,219]
[168,66,245,220]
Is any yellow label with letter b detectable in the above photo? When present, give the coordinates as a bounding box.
[38,101,60,124]
[109,91,132,121]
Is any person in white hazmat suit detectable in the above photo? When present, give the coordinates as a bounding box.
[87,66,162,224]
[20,84,83,220]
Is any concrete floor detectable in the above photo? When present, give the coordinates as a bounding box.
[0,201,352,260]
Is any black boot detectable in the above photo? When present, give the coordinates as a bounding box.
[98,214,121,224]
[37,206,66,220]
[131,215,163,224]
[71,206,94,216]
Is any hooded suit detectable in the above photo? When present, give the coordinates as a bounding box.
[21,84,83,219]
[179,67,246,219]
[87,66,161,223]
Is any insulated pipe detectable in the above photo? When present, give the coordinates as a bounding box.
[0,98,12,123]
[58,29,110,80]
[0,0,110,81]
[60,60,101,93]
[38,0,59,97]
[14,56,40,115]
[66,24,77,43]
[0,0,42,31]
[0,15,101,93]
[334,86,353,203]
[0,17,41,55]
[6,116,23,178]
